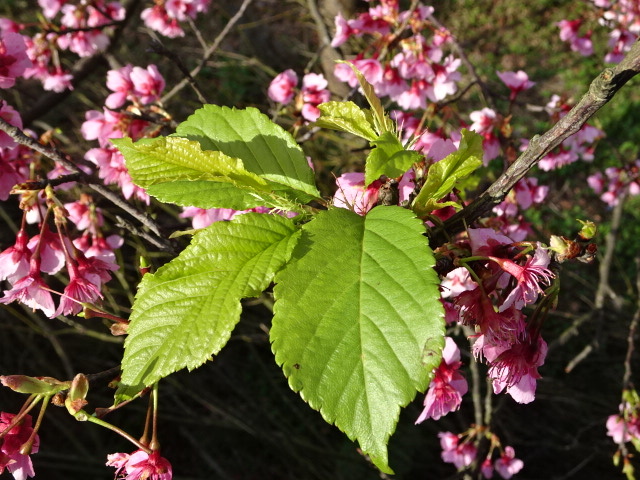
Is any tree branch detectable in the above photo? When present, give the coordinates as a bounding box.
[429,39,640,247]
[161,0,254,104]
[0,116,174,252]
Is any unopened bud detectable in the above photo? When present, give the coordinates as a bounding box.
[577,219,597,240]
[65,374,89,416]
[1,375,69,395]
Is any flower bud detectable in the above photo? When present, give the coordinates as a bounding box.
[577,219,597,240]
[1,375,69,395]
[65,373,89,416]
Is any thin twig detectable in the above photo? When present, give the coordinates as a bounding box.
[0,117,174,252]
[428,13,496,110]
[429,39,640,247]
[148,38,209,105]
[622,257,640,389]
[161,0,254,104]
[565,190,627,373]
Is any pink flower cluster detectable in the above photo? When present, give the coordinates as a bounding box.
[0,1,126,92]
[607,402,640,445]
[587,159,640,206]
[331,3,462,110]
[332,171,414,215]
[444,229,553,404]
[0,31,32,89]
[81,63,167,203]
[557,19,593,56]
[558,0,640,63]
[415,337,468,423]
[532,95,604,171]
[439,431,523,478]
[0,412,39,480]
[107,449,172,480]
[141,0,211,38]
[268,70,331,122]
[0,103,34,201]
[0,188,121,319]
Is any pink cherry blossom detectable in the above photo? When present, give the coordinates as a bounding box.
[38,0,65,18]
[416,337,468,422]
[0,228,31,284]
[73,233,122,270]
[107,449,172,480]
[141,5,184,38]
[606,414,632,444]
[489,245,555,311]
[0,32,33,88]
[27,225,66,275]
[179,207,239,229]
[130,65,165,105]
[331,13,353,47]
[74,248,118,290]
[441,267,475,298]
[481,457,495,478]
[0,102,22,149]
[42,68,73,92]
[300,73,330,122]
[468,227,514,258]
[333,172,379,215]
[268,69,298,104]
[54,260,103,317]
[484,333,548,404]
[0,257,55,317]
[0,412,39,480]
[65,198,104,233]
[496,70,535,101]
[494,446,524,479]
[439,431,477,469]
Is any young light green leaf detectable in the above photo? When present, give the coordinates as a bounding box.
[271,206,444,474]
[116,213,300,401]
[339,61,394,135]
[364,131,423,185]
[316,101,378,141]
[175,105,321,203]
[113,136,271,209]
[411,129,484,216]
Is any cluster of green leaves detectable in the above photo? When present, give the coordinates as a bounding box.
[113,73,483,471]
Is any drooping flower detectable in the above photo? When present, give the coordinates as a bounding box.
[0,228,31,284]
[0,257,55,317]
[494,446,524,479]
[0,32,33,89]
[54,260,103,317]
[484,333,548,404]
[438,431,477,469]
[0,412,39,480]
[496,70,535,101]
[489,245,555,311]
[107,449,172,480]
[416,337,468,422]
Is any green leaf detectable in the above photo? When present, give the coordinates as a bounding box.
[339,62,393,135]
[117,213,300,401]
[316,101,378,141]
[364,132,423,185]
[175,105,321,203]
[113,136,271,209]
[411,129,484,216]
[271,206,444,473]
